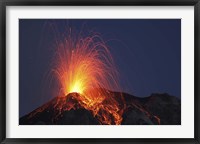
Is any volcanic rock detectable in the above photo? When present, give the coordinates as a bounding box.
[19,91,181,125]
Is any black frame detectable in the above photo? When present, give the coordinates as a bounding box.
[0,0,199,143]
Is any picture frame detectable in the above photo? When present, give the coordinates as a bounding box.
[0,0,199,143]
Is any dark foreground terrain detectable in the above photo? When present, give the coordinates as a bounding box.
[20,92,181,125]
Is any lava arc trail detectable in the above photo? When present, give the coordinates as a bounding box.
[50,28,125,125]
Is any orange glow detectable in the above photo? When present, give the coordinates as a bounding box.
[69,81,83,94]
[50,29,125,124]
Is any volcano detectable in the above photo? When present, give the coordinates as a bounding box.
[19,91,181,125]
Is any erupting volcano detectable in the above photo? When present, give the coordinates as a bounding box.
[47,29,124,125]
[19,25,181,125]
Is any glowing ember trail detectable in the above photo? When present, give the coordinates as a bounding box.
[50,28,125,125]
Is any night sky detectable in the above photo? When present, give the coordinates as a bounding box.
[19,19,181,117]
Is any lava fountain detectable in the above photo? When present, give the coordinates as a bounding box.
[50,28,125,125]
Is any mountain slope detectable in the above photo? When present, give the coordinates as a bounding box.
[19,92,181,125]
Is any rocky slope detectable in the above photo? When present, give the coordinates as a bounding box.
[19,92,181,125]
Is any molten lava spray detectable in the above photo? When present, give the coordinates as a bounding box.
[51,28,125,125]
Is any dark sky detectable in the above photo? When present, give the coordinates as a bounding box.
[19,19,181,117]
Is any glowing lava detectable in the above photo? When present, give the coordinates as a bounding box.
[50,28,125,125]
[69,81,83,94]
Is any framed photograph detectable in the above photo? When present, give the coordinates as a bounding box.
[0,0,199,143]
